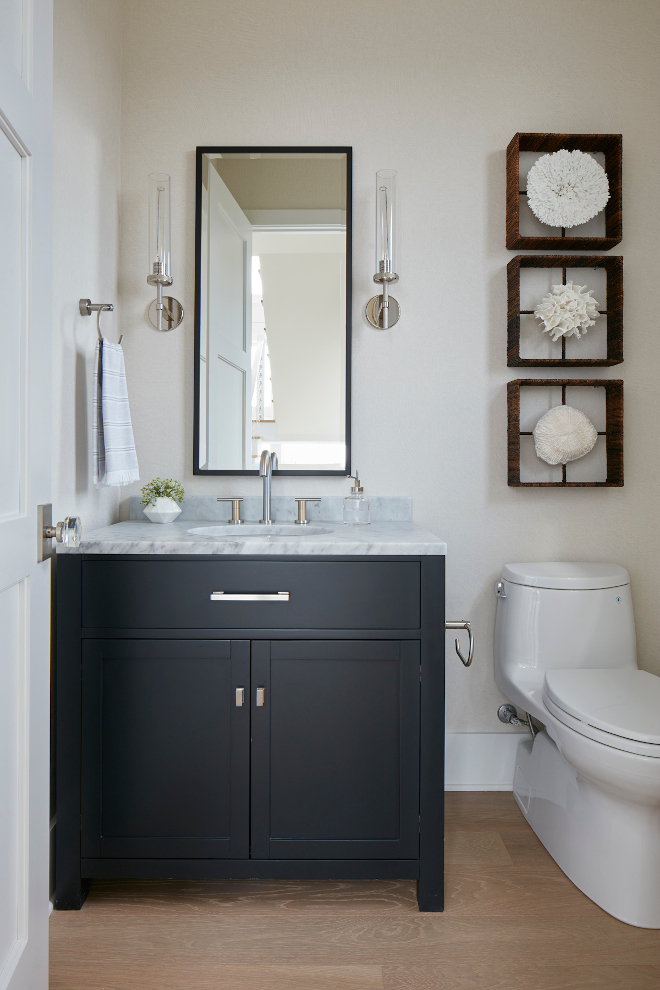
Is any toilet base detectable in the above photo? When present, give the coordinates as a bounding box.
[513,729,660,928]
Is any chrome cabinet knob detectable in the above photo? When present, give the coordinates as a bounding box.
[294,497,321,525]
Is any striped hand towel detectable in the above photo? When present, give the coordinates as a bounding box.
[92,338,140,487]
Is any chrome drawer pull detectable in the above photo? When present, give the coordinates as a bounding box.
[256,687,265,707]
[235,687,245,707]
[210,591,290,602]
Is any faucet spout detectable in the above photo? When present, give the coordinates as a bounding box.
[259,450,278,524]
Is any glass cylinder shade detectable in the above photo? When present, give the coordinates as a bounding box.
[148,173,171,279]
[375,169,396,274]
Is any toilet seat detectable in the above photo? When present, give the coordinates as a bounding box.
[543,668,660,757]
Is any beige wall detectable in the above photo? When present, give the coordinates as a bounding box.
[52,0,122,530]
[116,0,660,733]
[212,156,346,210]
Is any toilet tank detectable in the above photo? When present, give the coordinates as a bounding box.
[494,563,637,683]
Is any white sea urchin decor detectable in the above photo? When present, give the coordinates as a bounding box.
[534,282,600,341]
[526,150,610,228]
[533,405,598,465]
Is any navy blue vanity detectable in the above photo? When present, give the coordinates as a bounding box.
[54,505,446,913]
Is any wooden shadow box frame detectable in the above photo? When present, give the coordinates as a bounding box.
[506,133,622,250]
[507,255,623,367]
[507,379,623,488]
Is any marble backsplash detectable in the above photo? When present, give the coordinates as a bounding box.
[128,495,412,524]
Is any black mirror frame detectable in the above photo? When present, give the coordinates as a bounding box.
[193,145,352,477]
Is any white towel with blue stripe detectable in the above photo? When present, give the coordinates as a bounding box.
[93,338,140,487]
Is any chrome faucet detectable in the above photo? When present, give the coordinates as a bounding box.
[259,449,278,524]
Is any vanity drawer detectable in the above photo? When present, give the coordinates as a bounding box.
[81,560,421,630]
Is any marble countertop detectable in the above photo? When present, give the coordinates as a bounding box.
[59,519,446,556]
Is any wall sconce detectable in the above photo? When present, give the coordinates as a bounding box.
[365,169,400,329]
[146,172,184,331]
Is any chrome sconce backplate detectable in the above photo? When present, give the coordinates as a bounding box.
[148,295,184,331]
[365,290,401,329]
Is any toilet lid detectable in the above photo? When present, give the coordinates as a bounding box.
[502,562,629,590]
[543,668,660,745]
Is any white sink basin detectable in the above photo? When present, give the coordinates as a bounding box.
[188,524,334,539]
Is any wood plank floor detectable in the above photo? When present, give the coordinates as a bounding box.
[49,793,660,989]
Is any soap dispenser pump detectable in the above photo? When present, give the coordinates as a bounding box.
[343,470,371,525]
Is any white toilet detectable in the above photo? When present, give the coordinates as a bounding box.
[494,562,660,929]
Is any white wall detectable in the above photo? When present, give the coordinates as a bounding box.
[52,0,122,531]
[116,0,660,735]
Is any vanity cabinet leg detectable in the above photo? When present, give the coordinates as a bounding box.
[54,876,90,911]
[417,869,444,912]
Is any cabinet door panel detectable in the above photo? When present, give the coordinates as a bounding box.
[82,640,249,860]
[251,641,420,860]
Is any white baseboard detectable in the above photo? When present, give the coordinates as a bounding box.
[445,732,526,791]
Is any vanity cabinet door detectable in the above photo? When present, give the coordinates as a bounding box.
[250,640,420,861]
[81,639,250,860]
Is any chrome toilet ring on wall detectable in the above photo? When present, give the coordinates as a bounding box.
[446,620,474,667]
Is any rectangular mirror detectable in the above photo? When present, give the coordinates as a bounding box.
[194,147,351,475]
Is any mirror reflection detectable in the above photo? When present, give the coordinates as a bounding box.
[195,149,350,473]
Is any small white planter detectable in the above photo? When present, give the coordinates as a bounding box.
[143,497,182,524]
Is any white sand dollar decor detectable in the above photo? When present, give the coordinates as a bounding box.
[526,150,610,228]
[534,282,600,341]
[533,405,598,465]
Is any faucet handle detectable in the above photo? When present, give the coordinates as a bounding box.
[294,497,321,526]
[217,497,243,525]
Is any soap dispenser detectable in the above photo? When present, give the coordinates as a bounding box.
[343,471,371,525]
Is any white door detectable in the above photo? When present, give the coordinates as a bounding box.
[205,164,252,470]
[0,2,53,988]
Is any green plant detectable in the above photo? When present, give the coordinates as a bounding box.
[140,477,185,508]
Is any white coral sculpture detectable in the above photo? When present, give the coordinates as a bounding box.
[526,149,610,228]
[533,405,598,466]
[534,281,600,341]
